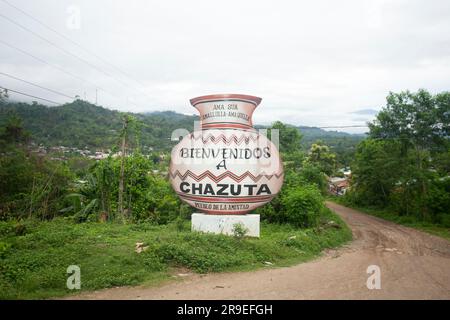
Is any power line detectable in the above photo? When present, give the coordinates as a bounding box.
[0,85,64,105]
[0,0,150,90]
[0,39,125,104]
[0,13,121,83]
[0,39,86,85]
[0,10,152,104]
[0,86,375,130]
[0,71,75,99]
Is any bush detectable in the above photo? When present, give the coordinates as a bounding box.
[298,164,328,194]
[281,186,324,227]
[232,223,248,239]
[0,241,11,258]
[155,237,242,273]
[79,153,185,224]
[426,178,450,221]
[141,252,166,271]
[0,148,73,220]
[256,166,326,228]
[173,216,187,232]
[0,221,14,237]
[258,182,324,228]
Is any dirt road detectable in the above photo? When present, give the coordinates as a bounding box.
[70,202,450,299]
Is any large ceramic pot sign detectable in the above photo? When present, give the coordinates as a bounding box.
[169,94,284,214]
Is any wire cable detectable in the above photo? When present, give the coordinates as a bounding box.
[0,85,371,130]
[0,85,64,105]
[0,39,88,85]
[0,39,126,103]
[0,13,120,81]
[0,11,152,103]
[0,0,150,91]
[0,71,75,99]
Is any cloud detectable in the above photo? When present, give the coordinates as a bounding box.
[0,0,449,133]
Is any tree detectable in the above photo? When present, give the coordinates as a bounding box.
[78,153,182,224]
[346,90,450,221]
[0,115,29,145]
[117,114,145,222]
[118,114,130,222]
[304,141,336,176]
[0,116,73,220]
[368,89,450,218]
[350,139,401,206]
[269,121,303,154]
[0,88,8,102]
[369,89,450,153]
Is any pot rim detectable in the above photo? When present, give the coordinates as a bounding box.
[190,94,262,107]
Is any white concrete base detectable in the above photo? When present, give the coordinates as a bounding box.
[191,213,260,237]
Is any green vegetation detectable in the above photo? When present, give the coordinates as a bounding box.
[0,112,187,223]
[0,99,363,158]
[74,152,186,224]
[256,170,327,227]
[2,89,446,300]
[343,89,450,231]
[0,100,197,151]
[0,209,351,299]
[2,88,446,300]
[0,97,353,299]
[304,141,337,176]
[0,116,74,220]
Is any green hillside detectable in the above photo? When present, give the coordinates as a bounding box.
[0,100,363,154]
[0,100,197,151]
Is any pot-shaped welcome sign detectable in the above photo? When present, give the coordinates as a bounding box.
[169,94,283,214]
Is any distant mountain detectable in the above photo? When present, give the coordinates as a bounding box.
[350,108,379,115]
[0,100,364,153]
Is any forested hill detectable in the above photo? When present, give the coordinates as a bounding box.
[0,100,363,152]
[0,100,198,150]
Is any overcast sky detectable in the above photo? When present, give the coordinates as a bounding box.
[1,0,450,133]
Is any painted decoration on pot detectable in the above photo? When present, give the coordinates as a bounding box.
[169,94,284,214]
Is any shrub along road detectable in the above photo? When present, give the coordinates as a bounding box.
[69,202,450,299]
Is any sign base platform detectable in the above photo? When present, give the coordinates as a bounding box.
[191,213,260,237]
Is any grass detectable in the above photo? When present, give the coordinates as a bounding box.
[329,196,450,241]
[0,208,352,299]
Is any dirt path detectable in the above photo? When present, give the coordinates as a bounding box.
[69,202,450,299]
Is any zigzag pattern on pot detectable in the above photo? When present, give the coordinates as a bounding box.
[169,170,284,183]
[190,133,260,145]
